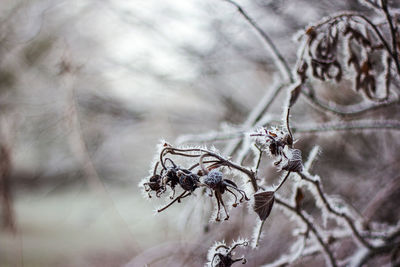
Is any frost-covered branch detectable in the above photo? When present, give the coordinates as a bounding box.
[140,1,400,266]
[275,197,338,267]
[302,89,400,116]
[293,119,400,134]
[299,171,374,249]
[222,0,294,83]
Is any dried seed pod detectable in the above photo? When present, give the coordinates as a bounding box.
[202,169,249,221]
[143,174,164,198]
[208,241,248,267]
[204,170,223,189]
[177,170,200,192]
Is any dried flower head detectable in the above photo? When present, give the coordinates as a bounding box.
[207,240,249,267]
[251,127,303,172]
[302,16,393,101]
[141,144,251,220]
[202,169,249,221]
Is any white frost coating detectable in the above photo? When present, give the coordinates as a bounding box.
[275,196,306,227]
[288,237,306,263]
[327,195,361,220]
[348,247,369,267]
[299,176,334,228]
[304,146,321,171]
[206,239,227,266]
[206,238,248,267]
[251,219,264,249]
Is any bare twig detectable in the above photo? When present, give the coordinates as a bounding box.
[293,119,400,134]
[302,89,400,116]
[222,0,294,83]
[276,197,338,267]
[299,171,374,249]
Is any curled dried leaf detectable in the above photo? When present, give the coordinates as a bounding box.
[253,191,275,221]
[282,148,303,173]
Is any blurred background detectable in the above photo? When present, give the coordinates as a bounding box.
[1,0,399,266]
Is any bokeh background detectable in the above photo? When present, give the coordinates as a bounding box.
[1,0,399,266]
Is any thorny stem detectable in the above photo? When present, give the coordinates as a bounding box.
[299,171,374,249]
[275,197,338,267]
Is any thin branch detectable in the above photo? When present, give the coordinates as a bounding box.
[254,220,265,248]
[222,0,294,83]
[299,171,374,249]
[302,89,400,116]
[254,144,264,174]
[275,197,338,267]
[274,171,291,192]
[157,191,191,212]
[293,119,400,134]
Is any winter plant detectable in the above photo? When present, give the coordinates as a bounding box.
[140,0,400,266]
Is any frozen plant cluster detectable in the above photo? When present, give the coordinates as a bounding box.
[140,0,400,266]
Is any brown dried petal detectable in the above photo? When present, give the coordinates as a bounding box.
[253,191,275,221]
